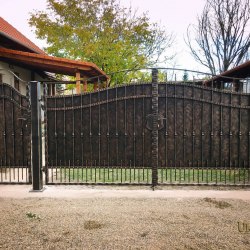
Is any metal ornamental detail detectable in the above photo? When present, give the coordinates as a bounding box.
[146,114,165,131]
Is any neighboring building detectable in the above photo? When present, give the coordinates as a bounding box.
[205,60,250,93]
[0,17,108,95]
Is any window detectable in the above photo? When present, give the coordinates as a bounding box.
[14,72,19,90]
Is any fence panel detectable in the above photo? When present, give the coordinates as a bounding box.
[0,83,31,184]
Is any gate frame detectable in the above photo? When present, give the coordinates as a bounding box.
[30,81,44,191]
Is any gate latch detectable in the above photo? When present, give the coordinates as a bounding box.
[146,114,165,131]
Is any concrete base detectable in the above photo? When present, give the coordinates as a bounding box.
[29,187,46,193]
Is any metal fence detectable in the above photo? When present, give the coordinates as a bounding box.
[0,83,31,184]
[44,68,250,186]
[1,68,249,187]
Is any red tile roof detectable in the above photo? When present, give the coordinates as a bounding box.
[0,17,45,54]
[0,47,109,81]
[206,60,250,84]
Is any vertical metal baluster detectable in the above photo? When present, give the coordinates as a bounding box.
[17,160,20,182]
[85,160,87,182]
[133,83,136,176]
[60,160,62,183]
[165,83,168,183]
[71,90,75,173]
[170,160,172,183]
[98,79,101,180]
[89,90,93,169]
[43,83,48,184]
[192,84,195,169]
[0,159,2,182]
[68,160,71,183]
[62,94,65,176]
[103,160,106,183]
[248,93,250,183]
[81,159,84,182]
[215,160,218,184]
[2,84,7,166]
[94,160,97,183]
[238,92,242,177]
[210,81,214,171]
[129,160,132,183]
[220,90,223,183]
[124,84,127,178]
[9,159,11,183]
[206,160,209,184]
[234,159,237,184]
[229,86,233,176]
[106,80,110,180]
[243,160,245,185]
[80,88,84,172]
[224,160,227,184]
[179,161,181,184]
[174,83,177,180]
[142,84,145,182]
[54,98,58,168]
[77,160,79,183]
[112,160,114,183]
[115,82,119,169]
[183,84,186,182]
[11,88,15,179]
[201,85,204,182]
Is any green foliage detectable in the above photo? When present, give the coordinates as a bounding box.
[29,0,173,84]
[182,70,188,82]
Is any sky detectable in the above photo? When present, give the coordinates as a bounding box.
[0,0,207,75]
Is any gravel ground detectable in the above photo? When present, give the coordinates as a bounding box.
[0,196,250,250]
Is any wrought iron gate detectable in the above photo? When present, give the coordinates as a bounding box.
[44,70,250,186]
[0,83,31,184]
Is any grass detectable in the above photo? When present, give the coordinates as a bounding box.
[46,166,250,185]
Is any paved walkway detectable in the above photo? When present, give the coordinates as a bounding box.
[0,185,250,200]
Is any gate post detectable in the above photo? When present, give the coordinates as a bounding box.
[151,69,159,188]
[30,81,44,191]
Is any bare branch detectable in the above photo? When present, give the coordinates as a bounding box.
[186,0,250,74]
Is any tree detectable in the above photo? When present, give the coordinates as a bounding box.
[182,70,188,82]
[29,0,174,84]
[186,0,250,75]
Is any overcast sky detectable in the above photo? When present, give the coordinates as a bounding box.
[0,0,207,73]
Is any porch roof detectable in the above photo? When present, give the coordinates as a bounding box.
[0,47,109,81]
[207,60,250,83]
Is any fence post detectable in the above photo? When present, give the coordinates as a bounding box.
[30,81,44,191]
[151,69,159,188]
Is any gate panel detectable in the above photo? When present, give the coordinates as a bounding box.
[46,83,153,184]
[45,80,250,186]
[0,83,31,184]
[158,83,250,185]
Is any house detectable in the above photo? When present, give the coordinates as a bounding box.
[204,60,250,92]
[0,17,108,95]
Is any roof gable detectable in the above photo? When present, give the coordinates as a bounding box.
[0,17,45,54]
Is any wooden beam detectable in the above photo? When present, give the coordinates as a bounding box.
[83,80,87,93]
[76,72,81,94]
[94,82,98,91]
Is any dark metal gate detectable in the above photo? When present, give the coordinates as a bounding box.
[0,83,31,184]
[44,69,250,186]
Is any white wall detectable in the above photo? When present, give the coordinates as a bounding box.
[0,61,47,95]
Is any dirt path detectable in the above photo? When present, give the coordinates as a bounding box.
[0,185,250,249]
